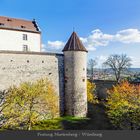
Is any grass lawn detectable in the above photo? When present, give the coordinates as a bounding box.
[32,116,89,130]
[32,102,115,130]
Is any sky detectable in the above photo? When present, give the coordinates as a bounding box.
[1,0,140,68]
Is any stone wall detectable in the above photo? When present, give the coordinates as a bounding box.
[0,51,64,115]
[64,51,87,117]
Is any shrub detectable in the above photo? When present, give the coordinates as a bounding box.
[106,81,140,130]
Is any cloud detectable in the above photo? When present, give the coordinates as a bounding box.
[129,56,140,68]
[95,55,108,68]
[80,28,140,51]
[80,29,113,51]
[42,28,140,52]
[47,41,65,50]
[41,44,47,52]
[115,29,140,43]
[41,41,65,52]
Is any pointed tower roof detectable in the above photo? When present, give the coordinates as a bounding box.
[62,32,88,52]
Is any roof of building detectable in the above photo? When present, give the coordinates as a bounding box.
[62,32,88,52]
[0,16,40,33]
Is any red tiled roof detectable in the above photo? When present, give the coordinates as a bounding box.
[0,16,40,33]
[62,32,88,52]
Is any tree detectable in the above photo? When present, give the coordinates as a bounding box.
[87,80,98,104]
[103,54,132,83]
[106,81,140,130]
[88,59,97,79]
[0,78,59,130]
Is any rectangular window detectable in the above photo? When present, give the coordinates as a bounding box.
[23,34,28,40]
[23,45,28,52]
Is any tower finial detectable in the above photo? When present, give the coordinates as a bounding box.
[73,27,75,32]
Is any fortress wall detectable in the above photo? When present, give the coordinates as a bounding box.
[0,51,64,115]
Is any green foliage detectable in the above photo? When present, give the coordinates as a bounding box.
[1,78,59,130]
[106,81,140,129]
[87,80,98,104]
[32,119,62,130]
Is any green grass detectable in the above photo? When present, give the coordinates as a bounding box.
[32,116,90,130]
[61,116,89,122]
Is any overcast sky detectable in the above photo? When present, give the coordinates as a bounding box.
[1,0,140,68]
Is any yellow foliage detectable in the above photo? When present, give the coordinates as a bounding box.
[106,80,140,129]
[87,80,98,104]
[1,78,59,130]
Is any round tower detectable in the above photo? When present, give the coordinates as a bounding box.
[62,32,88,117]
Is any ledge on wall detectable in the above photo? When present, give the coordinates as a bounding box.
[0,50,64,56]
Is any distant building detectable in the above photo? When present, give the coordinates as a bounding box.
[0,16,41,52]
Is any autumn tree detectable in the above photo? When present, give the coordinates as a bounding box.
[103,54,132,83]
[0,78,59,130]
[106,81,140,130]
[87,80,98,104]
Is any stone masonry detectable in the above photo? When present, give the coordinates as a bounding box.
[0,51,64,115]
[0,32,88,117]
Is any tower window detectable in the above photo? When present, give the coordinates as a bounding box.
[7,19,12,21]
[82,79,85,82]
[0,23,4,26]
[21,25,26,29]
[83,68,85,71]
[23,45,29,52]
[23,34,28,40]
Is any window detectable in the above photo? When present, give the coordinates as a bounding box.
[7,19,12,21]
[23,45,28,52]
[0,23,4,26]
[21,25,26,29]
[23,34,28,40]
[82,79,85,82]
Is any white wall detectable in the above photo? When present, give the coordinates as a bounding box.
[0,29,41,52]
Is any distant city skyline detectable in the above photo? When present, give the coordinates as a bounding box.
[1,0,140,68]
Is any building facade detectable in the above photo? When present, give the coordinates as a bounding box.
[0,16,41,52]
